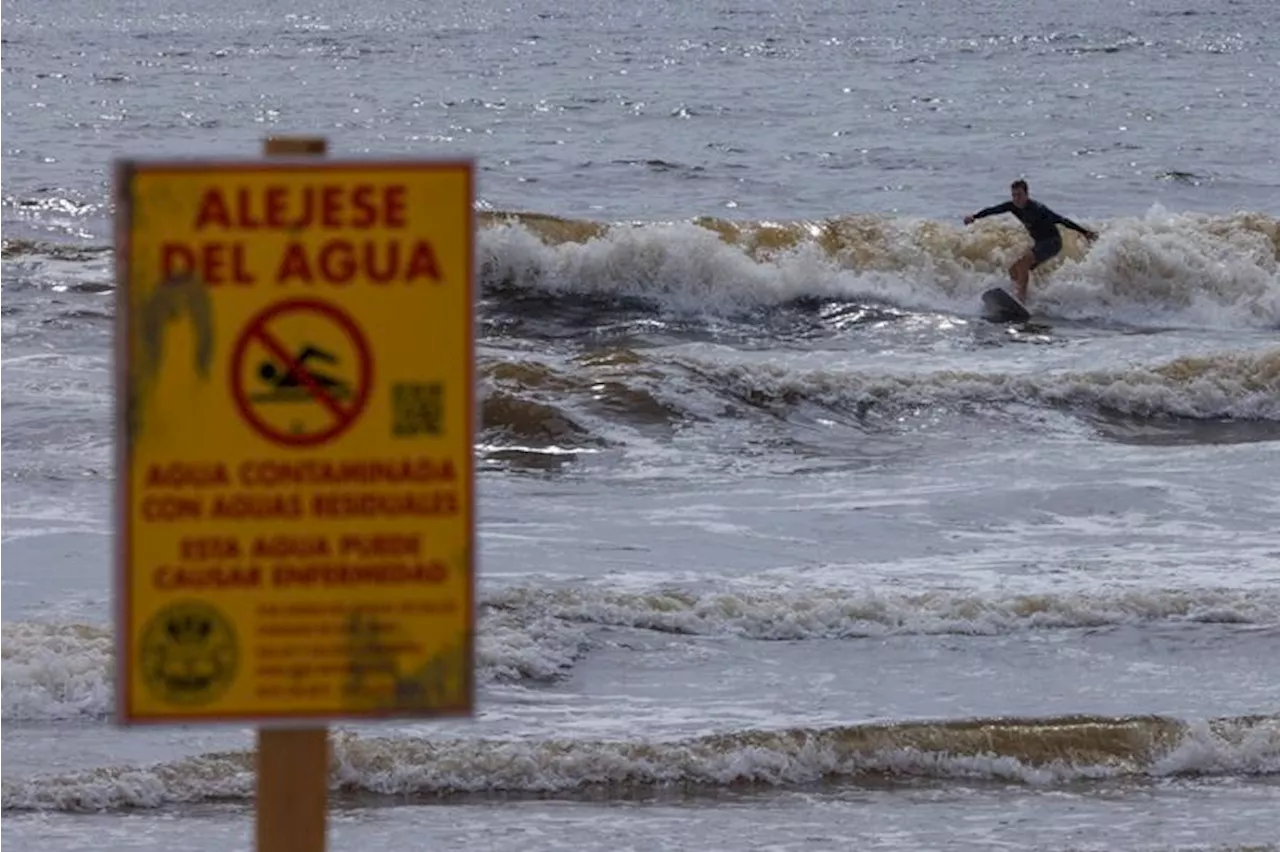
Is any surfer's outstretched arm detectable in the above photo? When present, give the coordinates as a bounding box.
[964,202,1013,225]
[1050,211,1098,241]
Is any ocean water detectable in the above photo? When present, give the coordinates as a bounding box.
[3,0,1279,849]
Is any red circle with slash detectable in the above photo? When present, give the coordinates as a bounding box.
[230,298,373,448]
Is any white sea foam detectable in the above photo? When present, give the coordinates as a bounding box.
[3,715,1275,812]
[478,208,1280,329]
[668,347,1280,421]
[5,585,1273,723]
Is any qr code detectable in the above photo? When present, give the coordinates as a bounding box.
[392,382,444,436]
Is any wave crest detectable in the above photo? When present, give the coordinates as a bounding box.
[4,714,1275,811]
[478,207,1280,328]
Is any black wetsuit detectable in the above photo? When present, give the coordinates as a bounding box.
[972,199,1090,267]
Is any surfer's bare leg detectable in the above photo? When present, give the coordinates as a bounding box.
[1008,252,1033,303]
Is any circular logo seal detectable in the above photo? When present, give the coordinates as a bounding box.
[139,601,239,705]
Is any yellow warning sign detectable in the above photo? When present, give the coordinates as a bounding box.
[114,160,475,724]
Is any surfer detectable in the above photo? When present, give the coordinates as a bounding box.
[963,179,1098,304]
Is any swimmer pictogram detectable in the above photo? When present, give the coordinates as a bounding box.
[230,299,373,447]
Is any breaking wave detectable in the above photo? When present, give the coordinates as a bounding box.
[472,346,1280,461]
[477,207,1280,329]
[6,206,1278,329]
[5,585,1275,722]
[673,348,1280,424]
[4,714,1277,811]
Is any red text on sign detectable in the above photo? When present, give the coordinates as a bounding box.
[175,534,422,561]
[154,564,262,590]
[143,458,457,489]
[156,239,443,286]
[274,239,441,285]
[142,495,202,521]
[161,242,255,285]
[194,185,408,231]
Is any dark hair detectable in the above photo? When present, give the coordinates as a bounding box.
[1011,179,1028,192]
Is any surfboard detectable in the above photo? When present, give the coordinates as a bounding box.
[981,287,1031,323]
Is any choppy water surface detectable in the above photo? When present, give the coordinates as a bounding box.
[4,0,1279,849]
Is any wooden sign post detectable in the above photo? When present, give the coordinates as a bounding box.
[257,136,332,852]
[113,136,477,851]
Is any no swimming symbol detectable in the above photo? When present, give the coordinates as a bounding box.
[230,299,373,447]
